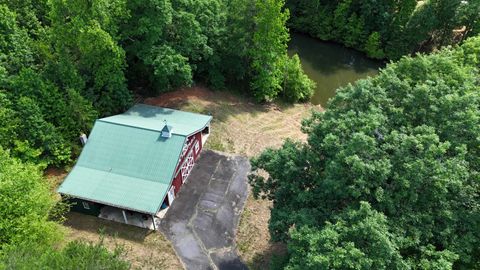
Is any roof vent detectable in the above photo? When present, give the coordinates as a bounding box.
[161,120,173,138]
[80,133,88,145]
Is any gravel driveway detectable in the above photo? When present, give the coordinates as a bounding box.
[160,150,250,270]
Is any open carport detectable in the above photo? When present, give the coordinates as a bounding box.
[160,150,250,270]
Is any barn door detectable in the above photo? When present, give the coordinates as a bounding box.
[181,151,195,184]
[167,185,175,205]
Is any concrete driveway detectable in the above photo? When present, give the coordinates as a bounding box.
[160,150,250,270]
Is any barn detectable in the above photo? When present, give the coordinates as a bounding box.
[58,104,212,229]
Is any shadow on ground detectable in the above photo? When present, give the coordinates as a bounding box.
[144,86,299,125]
[64,212,152,243]
[246,242,288,270]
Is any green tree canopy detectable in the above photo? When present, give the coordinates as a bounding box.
[286,0,480,59]
[250,36,480,269]
[0,0,314,167]
[0,147,129,269]
[0,4,34,73]
[0,147,61,250]
[48,0,131,115]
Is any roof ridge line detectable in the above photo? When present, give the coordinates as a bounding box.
[133,103,212,118]
[97,119,187,136]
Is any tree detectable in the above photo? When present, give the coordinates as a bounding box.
[0,148,129,269]
[0,92,18,150]
[145,45,193,91]
[48,0,131,115]
[281,54,315,102]
[8,68,97,142]
[15,96,71,166]
[365,32,385,59]
[120,0,227,93]
[0,4,34,74]
[0,147,62,250]
[250,37,480,268]
[288,214,457,270]
[249,0,290,102]
[285,0,479,60]
[458,0,480,38]
[219,0,255,83]
[182,0,227,89]
[120,0,173,93]
[286,203,412,270]
[0,0,49,38]
[0,89,72,167]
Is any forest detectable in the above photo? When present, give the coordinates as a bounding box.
[0,0,313,267]
[0,0,314,169]
[1,0,479,269]
[286,0,480,59]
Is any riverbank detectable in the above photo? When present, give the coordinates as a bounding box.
[288,32,383,106]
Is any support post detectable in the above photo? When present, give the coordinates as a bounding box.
[122,210,128,224]
[152,215,157,231]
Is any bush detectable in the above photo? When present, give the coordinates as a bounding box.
[1,240,130,269]
[0,147,62,250]
[365,32,385,59]
[281,54,315,102]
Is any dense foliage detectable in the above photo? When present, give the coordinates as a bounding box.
[2,240,129,269]
[250,37,480,269]
[286,0,480,59]
[0,147,129,269]
[0,147,61,250]
[0,0,313,166]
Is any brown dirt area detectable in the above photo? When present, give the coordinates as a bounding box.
[145,86,322,269]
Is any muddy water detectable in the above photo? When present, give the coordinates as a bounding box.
[288,32,384,107]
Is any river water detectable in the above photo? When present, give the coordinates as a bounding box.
[288,33,384,106]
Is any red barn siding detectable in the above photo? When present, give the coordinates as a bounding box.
[170,131,204,197]
[172,172,183,197]
[191,132,202,161]
[175,134,195,173]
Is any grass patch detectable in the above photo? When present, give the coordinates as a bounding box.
[145,86,318,157]
[63,212,182,270]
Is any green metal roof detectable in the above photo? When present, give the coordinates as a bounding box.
[58,104,212,214]
[101,104,212,136]
[59,166,170,213]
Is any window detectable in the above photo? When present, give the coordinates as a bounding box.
[202,126,210,135]
[195,141,200,154]
[82,201,90,210]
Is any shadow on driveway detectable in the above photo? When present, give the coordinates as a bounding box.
[160,150,250,270]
